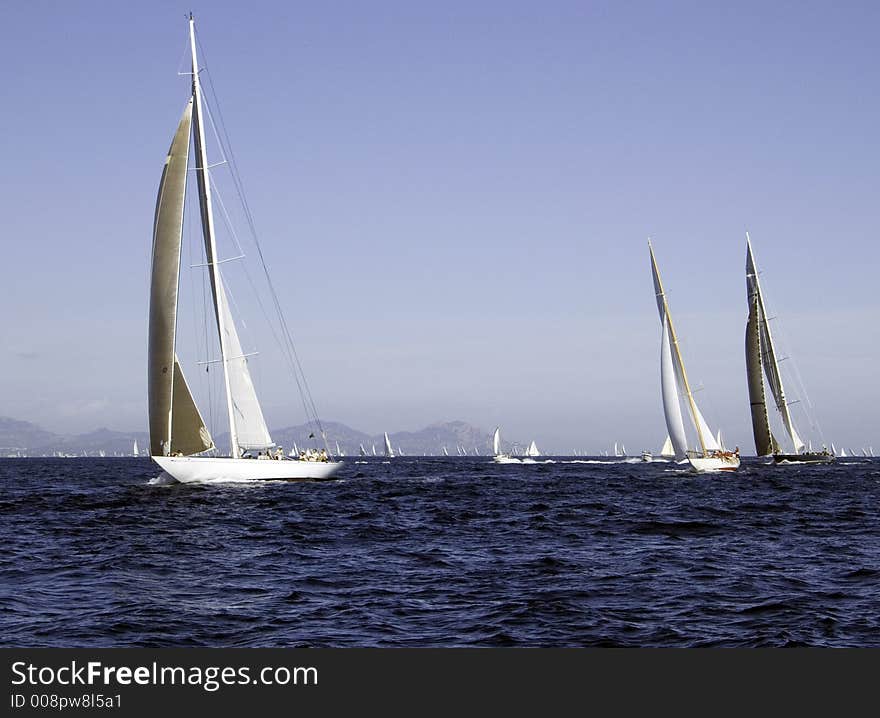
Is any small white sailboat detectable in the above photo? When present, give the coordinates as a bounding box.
[148,16,341,482]
[649,241,739,473]
[383,432,395,458]
[492,426,521,464]
[659,435,675,458]
[745,234,833,464]
[442,445,450,456]
[132,440,139,457]
[358,444,367,457]
[526,440,541,457]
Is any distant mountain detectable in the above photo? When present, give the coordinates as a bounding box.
[0,417,58,453]
[0,416,501,458]
[0,416,147,457]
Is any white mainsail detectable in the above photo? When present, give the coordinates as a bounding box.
[659,316,689,459]
[133,440,139,457]
[492,427,501,456]
[526,440,540,457]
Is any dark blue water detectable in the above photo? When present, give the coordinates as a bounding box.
[2,456,878,647]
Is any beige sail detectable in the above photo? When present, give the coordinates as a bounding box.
[745,295,778,456]
[171,358,214,454]
[148,100,214,457]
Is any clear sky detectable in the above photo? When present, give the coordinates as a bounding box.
[1,0,878,453]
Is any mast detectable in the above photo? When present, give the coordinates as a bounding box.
[189,15,240,458]
[649,241,707,455]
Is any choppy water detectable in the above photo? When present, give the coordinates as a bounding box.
[1,456,879,647]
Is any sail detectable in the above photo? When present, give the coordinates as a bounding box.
[660,435,674,457]
[133,440,139,457]
[171,358,215,454]
[745,294,777,456]
[660,315,689,459]
[216,275,273,450]
[383,432,394,458]
[359,443,366,456]
[492,427,501,456]
[148,100,214,457]
[651,243,720,456]
[746,238,805,454]
[526,440,540,457]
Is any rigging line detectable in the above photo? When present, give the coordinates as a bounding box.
[198,52,330,453]
[232,248,316,433]
[208,177,248,260]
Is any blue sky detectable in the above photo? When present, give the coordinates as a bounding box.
[1,1,878,453]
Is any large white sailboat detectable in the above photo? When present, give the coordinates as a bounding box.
[649,242,740,473]
[148,16,341,483]
[745,234,833,464]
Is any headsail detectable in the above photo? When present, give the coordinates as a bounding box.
[492,427,501,456]
[216,275,273,450]
[148,100,214,457]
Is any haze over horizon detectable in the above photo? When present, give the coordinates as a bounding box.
[1,1,878,455]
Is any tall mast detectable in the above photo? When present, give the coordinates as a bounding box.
[649,241,707,455]
[189,14,240,458]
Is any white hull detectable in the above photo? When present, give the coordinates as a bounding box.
[687,453,740,473]
[493,455,521,464]
[154,456,343,483]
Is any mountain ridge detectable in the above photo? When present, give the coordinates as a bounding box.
[0,416,509,457]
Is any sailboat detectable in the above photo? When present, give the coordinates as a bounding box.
[745,235,833,464]
[132,440,139,457]
[383,432,395,458]
[148,16,341,483]
[492,426,520,464]
[525,440,541,457]
[358,444,367,457]
[659,435,675,458]
[649,242,740,472]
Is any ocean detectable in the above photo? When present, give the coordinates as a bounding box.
[1,456,878,647]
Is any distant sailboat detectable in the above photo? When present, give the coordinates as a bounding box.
[132,440,139,457]
[147,15,340,482]
[649,241,739,472]
[372,444,377,456]
[659,435,675,458]
[358,443,367,457]
[442,445,449,456]
[492,426,520,464]
[525,440,541,457]
[745,234,833,464]
[383,432,394,458]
